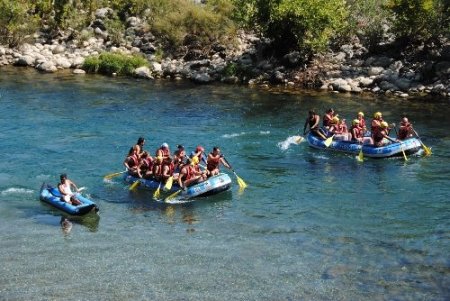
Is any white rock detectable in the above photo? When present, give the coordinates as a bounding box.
[55,57,72,68]
[72,56,85,67]
[37,61,57,73]
[16,55,34,66]
[73,69,86,74]
[52,45,65,54]
[192,72,212,84]
[134,66,153,79]
[367,67,384,76]
[151,62,162,72]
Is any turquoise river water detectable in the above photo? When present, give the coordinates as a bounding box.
[0,67,449,300]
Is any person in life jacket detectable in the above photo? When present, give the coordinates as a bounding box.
[357,112,367,133]
[161,156,175,183]
[328,116,351,141]
[190,145,207,165]
[123,147,142,177]
[177,156,207,189]
[173,145,186,179]
[397,117,414,140]
[152,143,170,181]
[323,108,335,129]
[371,111,384,140]
[155,143,171,160]
[351,119,374,144]
[133,137,145,159]
[206,146,232,177]
[373,121,397,146]
[58,174,81,205]
[304,109,327,140]
[139,151,154,179]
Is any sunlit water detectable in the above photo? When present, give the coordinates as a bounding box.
[0,67,449,300]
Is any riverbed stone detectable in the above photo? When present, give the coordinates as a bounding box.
[368,67,384,76]
[192,72,212,83]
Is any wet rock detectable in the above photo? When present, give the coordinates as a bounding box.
[331,78,352,92]
[283,51,302,67]
[73,68,86,74]
[368,66,384,76]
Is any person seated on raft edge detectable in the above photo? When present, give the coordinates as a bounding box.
[373,121,398,147]
[58,174,82,206]
[133,137,146,159]
[397,117,414,140]
[123,147,142,178]
[156,142,171,161]
[139,151,154,179]
[178,156,207,190]
[304,109,327,140]
[206,146,232,177]
[357,111,367,133]
[350,119,373,145]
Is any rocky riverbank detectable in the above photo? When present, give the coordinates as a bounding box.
[1,7,449,98]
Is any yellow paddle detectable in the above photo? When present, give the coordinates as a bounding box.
[164,189,182,202]
[153,182,161,199]
[222,157,247,189]
[103,170,127,180]
[357,145,364,162]
[393,127,408,161]
[164,176,174,191]
[412,129,432,156]
[324,135,334,147]
[129,179,140,190]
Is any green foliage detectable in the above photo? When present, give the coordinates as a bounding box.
[243,0,349,56]
[222,62,256,78]
[82,52,148,76]
[0,0,39,47]
[345,0,390,49]
[149,0,236,49]
[386,0,450,42]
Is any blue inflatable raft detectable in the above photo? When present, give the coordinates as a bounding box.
[307,133,422,158]
[124,172,232,199]
[39,183,99,215]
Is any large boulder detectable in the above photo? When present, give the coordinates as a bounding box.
[134,66,153,79]
[15,55,35,66]
[95,8,113,19]
[330,78,352,92]
[191,72,212,84]
[37,61,57,73]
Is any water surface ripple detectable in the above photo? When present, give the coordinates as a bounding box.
[0,67,449,300]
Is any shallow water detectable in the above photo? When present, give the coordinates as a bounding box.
[0,67,449,300]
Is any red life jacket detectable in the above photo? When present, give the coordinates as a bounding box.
[181,165,195,181]
[323,113,333,127]
[141,157,153,171]
[350,125,362,140]
[207,154,221,171]
[127,154,139,168]
[373,129,388,146]
[371,119,381,135]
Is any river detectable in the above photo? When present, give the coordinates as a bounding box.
[0,67,449,300]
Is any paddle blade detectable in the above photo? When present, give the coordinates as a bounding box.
[357,149,364,162]
[295,135,304,143]
[153,183,161,199]
[164,176,173,191]
[165,189,182,202]
[129,180,140,191]
[324,135,334,147]
[104,171,125,180]
[400,144,408,161]
[422,143,432,156]
[234,172,247,189]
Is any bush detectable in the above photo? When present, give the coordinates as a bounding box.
[239,0,348,57]
[83,52,148,76]
[0,0,39,47]
[386,0,450,43]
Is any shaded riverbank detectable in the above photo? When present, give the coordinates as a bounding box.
[1,6,449,99]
